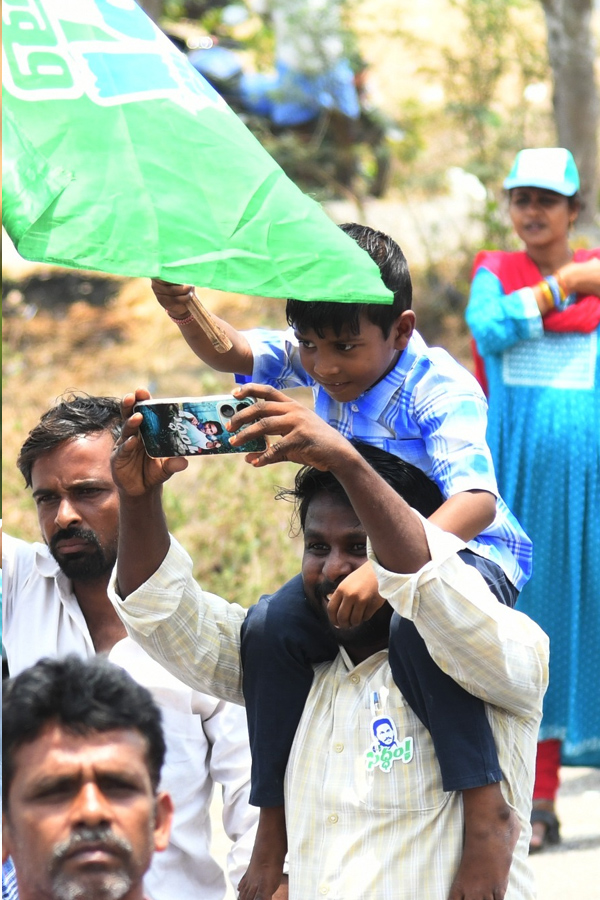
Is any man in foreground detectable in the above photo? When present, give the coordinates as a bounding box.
[110,385,549,900]
[2,654,173,900]
[2,394,258,900]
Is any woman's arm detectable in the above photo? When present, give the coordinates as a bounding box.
[556,257,600,298]
[465,266,547,356]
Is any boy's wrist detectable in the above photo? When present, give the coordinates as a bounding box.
[166,308,195,325]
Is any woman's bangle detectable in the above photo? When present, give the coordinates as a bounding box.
[555,270,568,296]
[545,275,566,308]
[166,309,196,325]
[539,275,569,313]
[538,279,555,313]
[554,271,576,307]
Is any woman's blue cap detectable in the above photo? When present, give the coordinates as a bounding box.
[504,148,580,196]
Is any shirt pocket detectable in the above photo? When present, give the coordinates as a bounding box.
[356,707,446,812]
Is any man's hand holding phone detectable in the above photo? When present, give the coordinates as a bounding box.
[112,389,189,498]
[226,384,356,473]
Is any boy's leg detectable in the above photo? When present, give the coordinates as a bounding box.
[389,614,503,789]
[240,575,338,899]
[389,551,520,899]
[457,548,519,609]
[240,573,338,806]
[238,806,287,900]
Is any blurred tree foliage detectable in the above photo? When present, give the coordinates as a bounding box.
[441,0,549,247]
[540,0,599,229]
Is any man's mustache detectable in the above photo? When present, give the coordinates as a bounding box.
[314,579,342,611]
[49,526,100,555]
[52,825,132,868]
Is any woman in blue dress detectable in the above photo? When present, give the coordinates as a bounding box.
[466,148,600,852]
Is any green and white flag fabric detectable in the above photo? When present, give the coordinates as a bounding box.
[2,0,392,304]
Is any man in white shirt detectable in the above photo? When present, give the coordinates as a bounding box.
[3,654,174,900]
[2,393,259,900]
[109,385,549,900]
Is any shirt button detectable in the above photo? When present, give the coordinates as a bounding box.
[334,742,344,753]
[327,813,339,824]
[351,404,359,412]
[319,887,330,895]
[350,674,360,684]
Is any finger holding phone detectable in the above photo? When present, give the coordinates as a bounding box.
[226,384,357,473]
[112,389,189,499]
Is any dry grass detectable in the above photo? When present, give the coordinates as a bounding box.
[2,273,304,606]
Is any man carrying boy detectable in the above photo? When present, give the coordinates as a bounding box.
[108,389,547,900]
[151,223,533,900]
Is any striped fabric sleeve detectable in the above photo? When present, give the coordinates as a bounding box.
[236,327,314,389]
[109,537,246,706]
[368,523,548,718]
[466,265,544,356]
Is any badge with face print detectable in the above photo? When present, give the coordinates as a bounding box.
[365,691,414,772]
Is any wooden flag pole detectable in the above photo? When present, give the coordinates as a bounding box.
[186,290,233,353]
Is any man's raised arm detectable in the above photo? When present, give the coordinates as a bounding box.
[111,388,189,597]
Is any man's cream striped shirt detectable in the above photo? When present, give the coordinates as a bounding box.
[110,519,548,900]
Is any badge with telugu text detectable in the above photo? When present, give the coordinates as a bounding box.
[364,690,414,772]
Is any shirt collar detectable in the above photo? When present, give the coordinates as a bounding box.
[33,542,80,607]
[338,645,388,672]
[35,542,61,577]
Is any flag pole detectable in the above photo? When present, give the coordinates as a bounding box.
[186,291,233,353]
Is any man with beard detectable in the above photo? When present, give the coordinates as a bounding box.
[1,394,260,900]
[108,386,549,900]
[2,654,173,900]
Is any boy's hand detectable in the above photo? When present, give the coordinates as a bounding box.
[111,388,188,496]
[226,383,353,472]
[151,278,195,318]
[327,561,386,628]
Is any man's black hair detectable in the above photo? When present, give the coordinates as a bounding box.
[17,393,122,487]
[278,440,443,531]
[2,655,166,796]
[285,223,412,339]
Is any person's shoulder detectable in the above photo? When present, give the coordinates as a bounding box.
[409,332,486,395]
[411,331,475,374]
[243,326,293,344]
[471,250,536,282]
[2,530,41,568]
[471,249,526,279]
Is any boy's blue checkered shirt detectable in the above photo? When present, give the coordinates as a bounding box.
[238,327,532,590]
[2,859,19,900]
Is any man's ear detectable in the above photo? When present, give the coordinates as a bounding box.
[152,792,174,853]
[391,310,416,351]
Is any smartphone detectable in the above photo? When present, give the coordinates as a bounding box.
[134,396,267,458]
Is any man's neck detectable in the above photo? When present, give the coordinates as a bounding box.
[72,575,127,653]
[343,638,389,666]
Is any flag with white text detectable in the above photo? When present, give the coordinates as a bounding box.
[2,0,392,304]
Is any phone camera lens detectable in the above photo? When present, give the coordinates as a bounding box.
[235,402,249,412]
[220,404,235,418]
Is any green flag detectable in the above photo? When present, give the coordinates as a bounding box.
[2,0,392,304]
